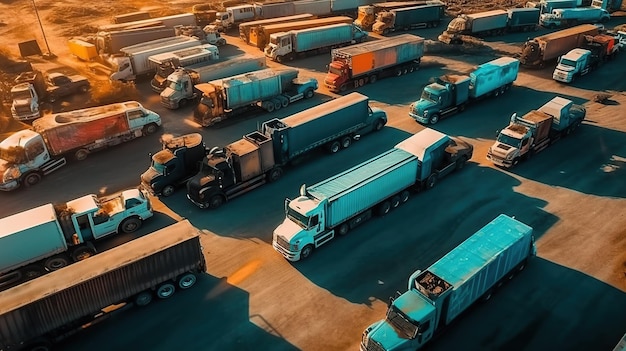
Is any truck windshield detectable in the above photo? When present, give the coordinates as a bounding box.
[167,80,182,91]
[421,90,437,102]
[559,58,577,67]
[386,305,418,339]
[11,90,31,99]
[152,161,166,174]
[0,146,27,163]
[156,65,175,78]
[286,206,309,229]
[328,66,342,76]
[497,133,522,148]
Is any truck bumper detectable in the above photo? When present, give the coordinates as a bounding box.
[486,154,512,167]
[324,84,339,93]
[186,194,209,209]
[552,73,571,83]
[409,111,428,124]
[272,241,300,262]
[0,180,20,191]
[11,111,40,121]
[139,182,157,196]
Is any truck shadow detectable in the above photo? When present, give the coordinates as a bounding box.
[55,274,300,351]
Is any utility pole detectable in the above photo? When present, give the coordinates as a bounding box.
[31,0,55,58]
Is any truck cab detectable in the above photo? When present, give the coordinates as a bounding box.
[0,129,65,191]
[10,71,47,121]
[409,75,470,124]
[161,69,197,109]
[324,59,351,92]
[141,133,206,197]
[553,48,592,83]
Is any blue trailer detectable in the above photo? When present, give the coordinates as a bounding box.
[361,214,536,351]
[372,3,446,34]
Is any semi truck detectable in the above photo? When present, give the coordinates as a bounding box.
[487,96,586,167]
[520,23,599,67]
[540,7,610,28]
[98,13,197,32]
[552,34,617,83]
[249,16,354,50]
[0,220,205,351]
[239,14,316,43]
[159,55,267,110]
[409,57,519,125]
[264,23,368,62]
[92,26,176,56]
[439,8,540,44]
[360,214,536,351]
[0,187,153,290]
[355,1,438,30]
[324,34,425,93]
[372,3,446,35]
[191,68,318,126]
[186,93,388,209]
[0,101,161,191]
[272,128,473,261]
[141,133,208,197]
[149,44,220,92]
[109,36,203,82]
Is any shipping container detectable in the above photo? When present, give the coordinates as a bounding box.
[112,11,151,24]
[392,4,445,28]
[218,69,287,110]
[294,0,333,16]
[292,23,355,52]
[239,14,316,43]
[0,220,205,350]
[507,8,541,30]
[67,38,98,61]
[521,24,599,65]
[467,9,509,33]
[250,16,354,49]
[470,57,520,98]
[257,1,296,18]
[95,26,176,55]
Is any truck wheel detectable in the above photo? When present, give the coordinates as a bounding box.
[376,200,391,216]
[481,289,493,301]
[338,223,349,236]
[341,136,352,149]
[328,141,341,154]
[71,246,95,261]
[23,172,42,187]
[428,114,440,125]
[161,185,175,197]
[144,123,158,135]
[74,149,89,161]
[280,97,289,108]
[512,158,520,167]
[304,89,314,99]
[369,75,377,84]
[455,156,468,171]
[395,69,403,77]
[120,217,142,233]
[374,119,386,131]
[44,255,70,271]
[209,195,225,209]
[179,99,188,108]
[265,101,275,112]
[268,167,283,182]
[24,340,52,351]
[400,190,410,203]
[358,78,365,87]
[134,291,153,306]
[339,84,347,92]
[494,89,500,97]
[426,174,438,189]
[156,283,176,299]
[272,99,282,111]
[391,195,401,208]
[300,245,314,260]
[178,273,197,289]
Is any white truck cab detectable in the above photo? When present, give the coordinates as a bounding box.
[553,48,591,83]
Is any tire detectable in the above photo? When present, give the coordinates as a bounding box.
[391,195,401,208]
[74,149,89,161]
[276,55,283,63]
[300,245,313,260]
[358,78,365,87]
[156,283,176,299]
[24,172,42,187]
[71,246,95,261]
[400,190,410,203]
[518,259,527,272]
[265,101,275,112]
[280,97,289,108]
[134,291,153,306]
[339,84,347,92]
[328,141,341,154]
[120,217,142,233]
[409,65,415,73]
[44,255,69,271]
[144,124,158,135]
[25,341,52,351]
[455,156,468,171]
[374,119,385,132]
[304,89,314,99]
[178,273,197,289]
[482,289,493,301]
[512,158,520,167]
[376,200,391,216]
[369,75,377,84]
[428,113,440,125]
[273,99,282,111]
[268,167,283,182]
[337,223,349,236]
[179,99,188,108]
[340,136,352,149]
[402,68,408,75]
[395,69,402,77]
[426,174,437,189]
[494,89,500,97]
[209,195,225,209]
[161,185,175,197]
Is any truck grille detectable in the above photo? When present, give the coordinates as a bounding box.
[362,339,386,351]
[275,235,290,250]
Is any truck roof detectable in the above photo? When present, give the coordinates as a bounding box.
[281,93,368,127]
[466,9,507,19]
[0,204,57,239]
[539,96,572,118]
[415,214,533,300]
[0,129,39,150]
[562,48,590,60]
[0,220,201,314]
[534,24,599,42]
[66,194,99,214]
[332,34,424,57]
[149,45,214,63]
[395,128,448,161]
[33,101,143,130]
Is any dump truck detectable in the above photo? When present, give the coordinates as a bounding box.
[249,16,354,50]
[487,96,586,167]
[92,26,176,56]
[273,128,473,261]
[109,36,203,81]
[409,57,519,125]
[355,1,438,30]
[187,92,388,209]
[439,8,540,44]
[552,34,617,83]
[239,14,316,43]
[191,68,318,127]
[160,55,267,110]
[0,220,205,351]
[0,187,153,290]
[372,3,446,35]
[265,23,368,62]
[0,101,161,191]
[540,7,610,28]
[149,44,220,92]
[520,24,599,67]
[360,214,536,351]
[325,34,425,93]
[10,71,90,121]
[141,133,208,197]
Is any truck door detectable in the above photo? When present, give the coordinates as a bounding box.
[72,213,95,241]
[126,109,149,130]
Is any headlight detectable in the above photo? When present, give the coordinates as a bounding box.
[3,167,21,182]
[506,154,514,160]
[423,110,428,116]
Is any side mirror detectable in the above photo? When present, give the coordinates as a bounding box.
[495,130,500,137]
